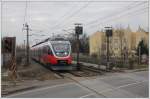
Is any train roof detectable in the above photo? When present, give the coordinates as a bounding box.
[32,37,69,47]
[50,40,70,44]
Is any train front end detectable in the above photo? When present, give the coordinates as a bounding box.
[49,41,73,70]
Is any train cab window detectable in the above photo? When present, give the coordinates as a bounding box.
[47,46,53,55]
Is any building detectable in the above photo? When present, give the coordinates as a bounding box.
[132,26,149,49]
[89,31,103,56]
[89,26,149,57]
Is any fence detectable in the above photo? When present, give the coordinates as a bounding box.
[72,53,140,69]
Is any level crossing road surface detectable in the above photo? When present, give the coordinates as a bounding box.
[7,71,149,98]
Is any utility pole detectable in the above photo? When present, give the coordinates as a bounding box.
[23,23,30,66]
[75,23,83,70]
[24,40,26,56]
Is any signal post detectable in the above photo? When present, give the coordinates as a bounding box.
[3,37,17,80]
[75,23,83,70]
[105,27,113,70]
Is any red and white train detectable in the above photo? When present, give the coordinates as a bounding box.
[31,38,73,70]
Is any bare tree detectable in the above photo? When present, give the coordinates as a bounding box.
[115,26,125,66]
[116,25,131,68]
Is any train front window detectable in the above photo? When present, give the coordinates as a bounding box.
[52,43,70,57]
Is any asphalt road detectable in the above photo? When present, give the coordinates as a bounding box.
[7,71,149,98]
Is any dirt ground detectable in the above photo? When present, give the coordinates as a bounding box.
[1,60,60,96]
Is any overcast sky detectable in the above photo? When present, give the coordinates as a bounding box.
[1,0,149,45]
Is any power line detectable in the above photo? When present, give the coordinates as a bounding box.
[91,7,148,30]
[106,7,148,24]
[20,1,147,36]
[31,1,91,35]
[85,1,147,26]
[2,0,149,2]
[51,1,147,32]
[48,3,77,29]
[23,0,28,23]
[87,7,148,30]
[50,0,91,30]
[84,3,148,29]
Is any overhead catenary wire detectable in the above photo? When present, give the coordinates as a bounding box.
[22,1,148,37]
[23,0,28,23]
[83,3,148,31]
[30,1,91,35]
[49,0,91,30]
[85,1,147,26]
[51,1,148,32]
[48,3,78,28]
[25,1,146,34]
[2,0,149,2]
[86,7,148,31]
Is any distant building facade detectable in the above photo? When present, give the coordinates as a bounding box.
[89,26,149,57]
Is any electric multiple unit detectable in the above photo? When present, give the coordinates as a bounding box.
[31,38,74,70]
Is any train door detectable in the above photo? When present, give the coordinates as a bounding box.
[42,46,48,64]
[45,45,53,64]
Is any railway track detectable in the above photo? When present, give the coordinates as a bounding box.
[34,61,106,97]
[33,59,105,78]
[51,66,104,79]
[81,66,104,74]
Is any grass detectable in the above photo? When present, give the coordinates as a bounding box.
[134,64,149,69]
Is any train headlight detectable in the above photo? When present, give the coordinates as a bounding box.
[56,52,59,55]
[64,52,67,55]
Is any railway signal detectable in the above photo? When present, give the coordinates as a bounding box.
[3,37,13,53]
[2,37,17,80]
[75,23,83,70]
[75,25,83,35]
[105,27,113,70]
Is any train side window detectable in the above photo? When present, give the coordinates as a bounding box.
[44,46,48,54]
[38,48,41,56]
[40,48,42,55]
[42,47,45,54]
[35,49,37,57]
[36,49,38,56]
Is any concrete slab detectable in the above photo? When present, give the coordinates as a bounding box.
[123,72,149,82]
[80,71,149,98]
[100,76,137,87]
[131,71,149,79]
[6,71,149,98]
[82,93,105,98]
[80,79,114,92]
[101,88,139,98]
[7,83,91,98]
[121,81,149,98]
